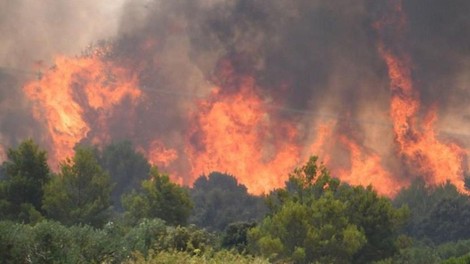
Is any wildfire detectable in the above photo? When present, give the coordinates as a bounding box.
[0,143,5,163]
[338,135,402,196]
[147,141,178,167]
[11,1,468,197]
[308,122,335,165]
[186,68,301,194]
[307,121,400,196]
[375,0,467,192]
[23,48,141,168]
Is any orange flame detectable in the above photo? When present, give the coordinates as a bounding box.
[0,143,5,163]
[147,141,178,167]
[186,75,301,194]
[308,121,335,165]
[12,1,466,197]
[376,0,467,192]
[338,135,403,196]
[23,48,141,168]
[308,121,402,196]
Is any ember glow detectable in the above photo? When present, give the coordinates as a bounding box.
[1,0,469,196]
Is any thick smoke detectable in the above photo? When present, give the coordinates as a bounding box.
[1,0,469,190]
[0,0,124,68]
[0,0,125,153]
[105,0,394,168]
[403,0,470,144]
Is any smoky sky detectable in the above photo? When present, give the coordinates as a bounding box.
[183,0,470,111]
[0,0,469,169]
[405,0,470,109]
[151,0,469,132]
[0,0,125,149]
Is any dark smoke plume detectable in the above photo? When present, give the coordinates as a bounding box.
[1,0,469,187]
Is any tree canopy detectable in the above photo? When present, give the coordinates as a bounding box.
[42,146,113,227]
[2,139,470,263]
[394,179,470,244]
[0,139,50,222]
[96,141,151,211]
[249,156,408,264]
[122,167,193,226]
[190,172,266,231]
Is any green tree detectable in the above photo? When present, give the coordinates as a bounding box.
[339,184,408,263]
[190,172,266,231]
[222,221,257,253]
[394,180,470,244]
[250,194,366,264]
[443,254,470,264]
[422,195,470,244]
[249,156,407,264]
[42,146,113,227]
[122,167,192,226]
[0,139,50,222]
[249,157,364,263]
[97,141,151,211]
[0,165,5,180]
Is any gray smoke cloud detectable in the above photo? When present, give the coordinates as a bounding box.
[0,0,125,153]
[110,0,470,181]
[1,0,469,184]
[0,0,124,68]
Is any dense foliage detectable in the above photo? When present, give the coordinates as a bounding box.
[0,139,50,223]
[42,146,113,227]
[0,219,215,263]
[122,166,193,226]
[1,139,470,263]
[96,141,151,211]
[190,172,266,231]
[394,179,470,244]
[249,156,408,264]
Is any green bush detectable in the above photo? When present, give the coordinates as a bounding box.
[161,225,215,253]
[125,249,269,264]
[31,221,73,263]
[442,254,470,264]
[222,222,256,252]
[0,220,127,263]
[0,221,33,263]
[124,218,167,255]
